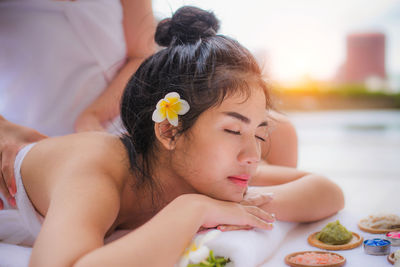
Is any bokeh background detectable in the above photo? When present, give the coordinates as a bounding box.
[153,0,400,215]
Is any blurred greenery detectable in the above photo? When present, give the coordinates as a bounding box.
[271,82,400,110]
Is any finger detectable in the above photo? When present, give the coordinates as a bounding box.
[247,215,274,231]
[0,153,15,207]
[1,146,18,196]
[217,225,254,232]
[244,205,275,223]
[241,193,273,206]
[0,173,16,208]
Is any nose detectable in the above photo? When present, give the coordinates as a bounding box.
[237,136,261,165]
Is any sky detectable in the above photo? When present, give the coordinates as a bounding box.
[152,0,400,83]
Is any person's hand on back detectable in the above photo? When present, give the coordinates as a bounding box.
[0,115,47,209]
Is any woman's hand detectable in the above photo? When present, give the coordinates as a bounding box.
[0,116,47,209]
[211,188,274,232]
[190,194,275,232]
[241,187,274,207]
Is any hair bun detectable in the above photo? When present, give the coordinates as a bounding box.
[155,6,220,47]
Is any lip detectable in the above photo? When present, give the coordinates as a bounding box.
[227,175,250,187]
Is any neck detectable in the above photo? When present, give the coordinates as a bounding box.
[131,150,196,213]
[151,152,197,206]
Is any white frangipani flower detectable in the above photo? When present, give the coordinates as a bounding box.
[177,230,221,267]
[152,92,190,126]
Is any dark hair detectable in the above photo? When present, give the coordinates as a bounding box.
[120,6,272,189]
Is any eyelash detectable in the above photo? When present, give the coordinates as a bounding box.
[224,129,266,142]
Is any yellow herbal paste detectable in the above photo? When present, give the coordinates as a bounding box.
[316,220,352,245]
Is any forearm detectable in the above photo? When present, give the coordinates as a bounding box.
[262,111,298,167]
[250,161,308,186]
[83,57,148,121]
[85,0,156,123]
[256,174,345,222]
[74,195,205,267]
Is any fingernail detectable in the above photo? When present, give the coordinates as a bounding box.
[266,223,274,229]
[262,192,274,198]
[8,197,16,208]
[11,180,17,196]
[217,225,226,231]
[8,186,16,197]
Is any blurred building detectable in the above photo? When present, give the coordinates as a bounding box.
[337,32,386,83]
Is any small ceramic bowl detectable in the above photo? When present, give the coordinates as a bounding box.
[387,231,400,246]
[363,238,391,255]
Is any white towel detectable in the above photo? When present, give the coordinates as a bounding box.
[206,221,297,267]
[0,219,296,267]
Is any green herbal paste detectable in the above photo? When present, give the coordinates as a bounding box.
[316,220,352,245]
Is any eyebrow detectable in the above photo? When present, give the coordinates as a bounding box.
[223,112,268,127]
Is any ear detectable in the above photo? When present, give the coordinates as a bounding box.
[154,120,178,150]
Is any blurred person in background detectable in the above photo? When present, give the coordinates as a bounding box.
[0,0,156,207]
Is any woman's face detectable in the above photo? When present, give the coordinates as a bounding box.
[172,88,268,202]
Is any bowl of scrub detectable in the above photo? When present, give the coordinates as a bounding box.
[388,249,400,265]
[308,220,363,250]
[284,251,346,267]
[358,214,400,234]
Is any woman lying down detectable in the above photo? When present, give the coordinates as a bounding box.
[0,6,344,267]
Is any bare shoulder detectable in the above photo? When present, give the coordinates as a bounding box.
[20,132,130,216]
[23,132,129,176]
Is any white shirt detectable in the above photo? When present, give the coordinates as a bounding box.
[0,0,126,136]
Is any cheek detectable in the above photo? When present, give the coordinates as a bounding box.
[192,133,238,169]
[174,134,237,184]
[172,137,246,202]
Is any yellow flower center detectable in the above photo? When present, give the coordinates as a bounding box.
[184,243,198,257]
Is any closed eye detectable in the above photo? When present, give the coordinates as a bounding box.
[255,135,266,142]
[225,129,266,142]
[224,129,240,135]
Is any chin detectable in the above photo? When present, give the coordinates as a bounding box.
[204,182,247,202]
[218,190,245,203]
[232,193,245,203]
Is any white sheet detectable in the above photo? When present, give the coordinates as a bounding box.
[0,243,31,267]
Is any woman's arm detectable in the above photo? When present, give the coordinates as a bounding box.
[74,194,274,267]
[29,168,122,267]
[261,111,298,168]
[253,111,344,222]
[74,0,156,132]
[31,186,274,267]
[251,161,308,186]
[249,169,344,223]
